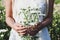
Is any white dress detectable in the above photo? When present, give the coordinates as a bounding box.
[9,0,51,40]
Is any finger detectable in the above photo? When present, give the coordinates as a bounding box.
[19,32,26,36]
[15,27,27,32]
[17,29,27,33]
[19,27,27,30]
[18,32,26,35]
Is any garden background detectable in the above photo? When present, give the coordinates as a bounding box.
[0,0,60,40]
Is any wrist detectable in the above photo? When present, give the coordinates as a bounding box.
[10,22,16,28]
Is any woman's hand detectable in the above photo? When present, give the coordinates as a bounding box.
[27,24,39,36]
[12,23,27,36]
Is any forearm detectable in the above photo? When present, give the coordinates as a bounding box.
[6,17,15,28]
[37,17,52,31]
[5,0,15,28]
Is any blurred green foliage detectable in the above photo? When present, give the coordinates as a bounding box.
[0,0,11,40]
[55,0,60,4]
[0,0,60,40]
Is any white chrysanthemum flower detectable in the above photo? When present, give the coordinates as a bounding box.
[1,34,4,37]
[0,29,8,33]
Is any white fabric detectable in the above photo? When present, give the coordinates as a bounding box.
[9,0,51,40]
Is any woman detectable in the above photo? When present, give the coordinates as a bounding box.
[5,0,54,40]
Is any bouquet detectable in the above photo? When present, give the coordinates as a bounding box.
[17,6,42,40]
